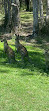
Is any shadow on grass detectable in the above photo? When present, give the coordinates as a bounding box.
[0,69,9,74]
[20,72,34,76]
[0,24,5,36]
[0,48,48,76]
[0,49,6,58]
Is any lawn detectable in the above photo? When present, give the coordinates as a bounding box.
[0,11,49,111]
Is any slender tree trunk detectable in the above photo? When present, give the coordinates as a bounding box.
[4,0,9,29]
[29,0,32,11]
[47,0,49,15]
[33,0,39,36]
[25,0,29,11]
[5,0,12,32]
[4,0,7,16]
[46,0,49,24]
[39,0,44,25]
[19,0,22,8]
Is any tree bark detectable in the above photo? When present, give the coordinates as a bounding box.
[4,0,9,29]
[25,0,29,11]
[33,0,39,36]
[46,0,49,24]
[39,0,44,25]
[47,0,49,15]
[4,0,8,16]
[11,0,20,34]
[19,0,22,8]
[8,0,11,23]
[29,0,32,11]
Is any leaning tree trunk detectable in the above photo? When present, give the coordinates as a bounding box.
[39,0,44,25]
[11,0,20,34]
[33,0,39,37]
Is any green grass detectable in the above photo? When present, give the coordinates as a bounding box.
[20,11,33,23]
[0,11,49,111]
[0,39,49,111]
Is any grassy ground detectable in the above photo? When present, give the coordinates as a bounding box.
[0,11,49,111]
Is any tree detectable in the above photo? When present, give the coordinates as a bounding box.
[39,0,44,25]
[8,0,11,24]
[25,0,30,11]
[4,0,7,17]
[33,0,39,36]
[3,0,20,33]
[29,0,32,11]
[11,0,20,34]
[19,0,22,8]
[3,0,11,31]
[46,0,49,24]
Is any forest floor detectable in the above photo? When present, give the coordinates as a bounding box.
[0,11,49,111]
[20,11,33,36]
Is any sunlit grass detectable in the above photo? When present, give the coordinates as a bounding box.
[20,11,33,23]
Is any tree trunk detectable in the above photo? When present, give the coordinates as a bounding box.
[39,0,44,25]
[11,0,20,34]
[5,0,12,32]
[19,0,22,8]
[47,0,49,15]
[46,0,49,24]
[29,0,32,11]
[8,0,11,23]
[33,0,39,36]
[4,0,8,28]
[4,0,8,16]
[25,0,29,11]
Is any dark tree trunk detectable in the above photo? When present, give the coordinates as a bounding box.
[4,0,8,17]
[19,0,22,8]
[8,0,11,23]
[25,0,29,11]
[4,0,8,28]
